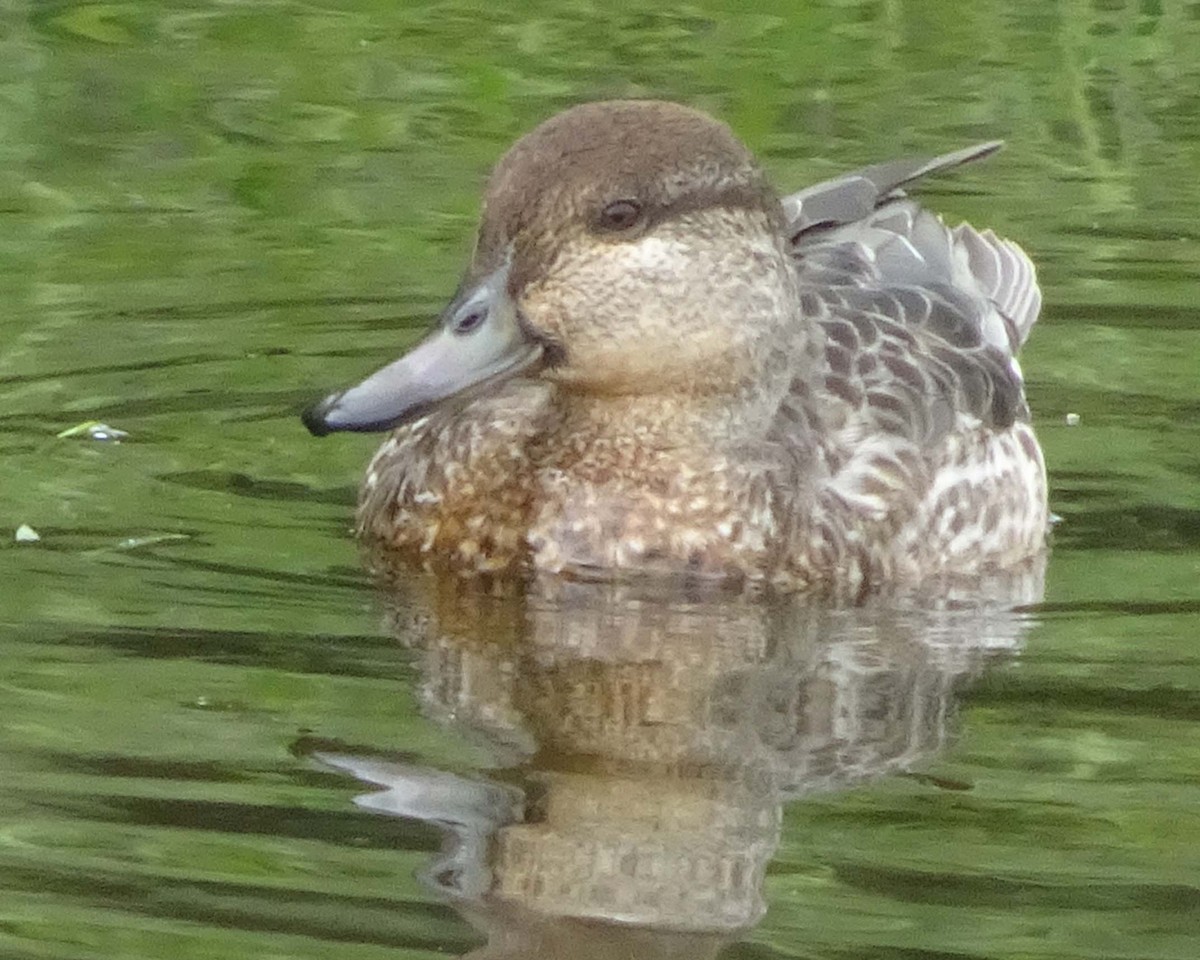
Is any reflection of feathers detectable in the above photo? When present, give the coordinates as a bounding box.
[379,570,1043,799]
[332,569,1043,934]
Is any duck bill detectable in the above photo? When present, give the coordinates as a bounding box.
[302,264,543,436]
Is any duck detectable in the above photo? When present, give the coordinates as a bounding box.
[302,100,1048,590]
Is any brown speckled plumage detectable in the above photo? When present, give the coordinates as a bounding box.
[327,100,1049,589]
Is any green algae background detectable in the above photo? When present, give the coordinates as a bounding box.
[1,1,1199,958]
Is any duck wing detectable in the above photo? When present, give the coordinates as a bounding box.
[780,143,1042,450]
[783,141,1001,240]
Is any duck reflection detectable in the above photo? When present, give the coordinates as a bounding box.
[315,563,1043,958]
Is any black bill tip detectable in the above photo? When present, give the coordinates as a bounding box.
[300,394,340,437]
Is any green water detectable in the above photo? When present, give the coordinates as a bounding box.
[2,1,1199,958]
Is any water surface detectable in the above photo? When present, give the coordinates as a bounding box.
[2,2,1199,958]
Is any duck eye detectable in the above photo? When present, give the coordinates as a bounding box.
[452,307,487,336]
[595,199,643,233]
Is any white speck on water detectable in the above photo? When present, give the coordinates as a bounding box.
[15,524,40,543]
[56,420,129,442]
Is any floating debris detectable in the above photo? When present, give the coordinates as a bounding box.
[15,524,40,543]
[57,420,130,442]
[901,770,974,792]
[1065,413,1081,426]
[114,534,191,551]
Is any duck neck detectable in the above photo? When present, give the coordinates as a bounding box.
[546,384,769,456]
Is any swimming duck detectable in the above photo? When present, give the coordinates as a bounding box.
[303,100,1048,589]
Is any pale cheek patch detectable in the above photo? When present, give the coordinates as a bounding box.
[610,235,691,277]
[606,231,778,275]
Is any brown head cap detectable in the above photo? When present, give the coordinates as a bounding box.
[472,100,780,281]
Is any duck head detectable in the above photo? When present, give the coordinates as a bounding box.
[303,100,798,437]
